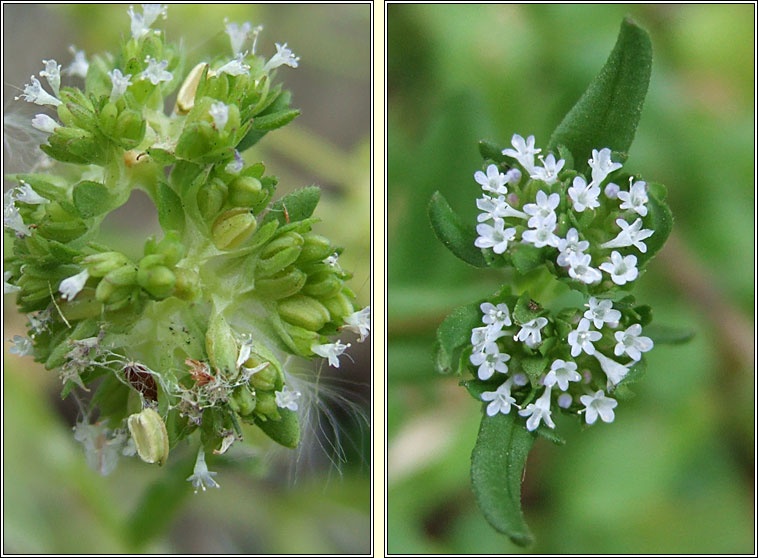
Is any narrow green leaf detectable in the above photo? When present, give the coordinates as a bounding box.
[72,181,111,218]
[637,187,673,267]
[263,186,320,226]
[434,302,482,375]
[471,412,535,546]
[252,109,300,131]
[156,182,185,233]
[428,191,487,268]
[643,324,695,345]
[254,408,300,448]
[478,139,508,163]
[547,18,652,170]
[536,424,566,445]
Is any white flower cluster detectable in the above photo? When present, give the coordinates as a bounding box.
[474,296,653,431]
[473,134,655,286]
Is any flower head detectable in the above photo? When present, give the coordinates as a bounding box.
[186,448,220,493]
[275,385,301,411]
[588,148,622,185]
[264,42,300,72]
[599,251,639,285]
[519,386,555,431]
[502,134,541,175]
[342,306,371,342]
[613,323,653,361]
[311,340,351,368]
[580,390,618,424]
[59,269,90,301]
[481,378,516,416]
[567,318,602,357]
[15,76,61,106]
[514,317,548,348]
[140,56,173,85]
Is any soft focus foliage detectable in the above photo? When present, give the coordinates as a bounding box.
[388,4,753,554]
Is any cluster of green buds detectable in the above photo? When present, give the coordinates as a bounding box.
[4,5,369,490]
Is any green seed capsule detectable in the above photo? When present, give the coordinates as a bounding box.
[103,264,138,287]
[82,251,131,277]
[196,178,227,221]
[296,234,333,264]
[254,266,307,299]
[228,176,263,208]
[205,313,238,377]
[127,408,169,466]
[212,208,257,250]
[115,110,146,148]
[321,291,355,322]
[173,267,201,301]
[277,295,331,332]
[302,271,343,299]
[254,391,280,421]
[137,265,176,299]
[99,101,119,137]
[229,386,256,416]
[250,363,279,391]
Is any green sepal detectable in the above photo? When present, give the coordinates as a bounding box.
[156,182,185,234]
[547,18,652,172]
[471,412,535,547]
[428,191,487,268]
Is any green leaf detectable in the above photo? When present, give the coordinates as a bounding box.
[638,185,673,267]
[254,408,300,448]
[434,302,482,375]
[478,139,507,164]
[263,186,321,226]
[156,182,185,233]
[252,109,300,131]
[522,355,549,387]
[471,412,535,546]
[428,191,487,268]
[513,292,542,325]
[510,243,545,274]
[536,424,565,445]
[643,324,695,345]
[72,181,111,218]
[547,18,652,170]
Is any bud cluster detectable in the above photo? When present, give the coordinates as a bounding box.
[4,5,369,485]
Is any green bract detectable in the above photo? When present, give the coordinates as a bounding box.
[428,19,690,545]
[4,6,369,485]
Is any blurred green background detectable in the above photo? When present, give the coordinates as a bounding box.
[387,4,754,554]
[3,3,370,554]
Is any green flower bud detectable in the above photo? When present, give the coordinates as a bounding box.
[127,407,169,466]
[254,266,307,299]
[228,176,263,208]
[212,208,257,250]
[229,386,256,416]
[261,232,304,259]
[173,267,201,301]
[64,101,98,132]
[302,270,343,299]
[277,294,331,331]
[205,313,238,377]
[257,233,304,277]
[254,391,280,421]
[145,232,185,266]
[296,234,333,264]
[99,101,119,138]
[196,178,227,220]
[321,291,355,322]
[249,362,279,391]
[82,251,131,277]
[137,265,176,299]
[176,62,207,114]
[115,109,146,149]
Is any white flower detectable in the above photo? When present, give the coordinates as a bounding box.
[4,271,20,294]
[15,182,48,205]
[522,190,559,228]
[470,345,510,380]
[235,336,253,369]
[128,4,167,40]
[502,133,541,175]
[618,178,649,217]
[225,150,244,174]
[588,147,622,185]
[567,318,602,357]
[604,182,620,199]
[543,359,581,391]
[31,114,58,134]
[474,218,516,254]
[311,340,351,368]
[556,228,590,267]
[225,20,252,55]
[600,218,654,253]
[475,195,527,222]
[557,393,573,409]
[567,253,602,284]
[15,76,61,106]
[593,351,630,387]
[108,69,132,102]
[474,164,509,195]
[59,269,90,301]
[522,213,560,248]
[217,53,251,76]
[208,101,229,131]
[40,59,61,96]
[9,335,33,357]
[342,306,371,342]
[470,326,506,353]
[584,297,621,329]
[275,385,301,411]
[519,385,555,431]
[514,317,548,348]
[65,45,89,78]
[263,42,300,72]
[580,390,618,424]
[567,175,601,212]
[480,302,512,328]
[3,190,31,236]
[324,252,341,270]
[481,378,516,416]
[530,153,565,185]
[599,251,639,285]
[186,448,220,493]
[613,323,653,361]
[504,168,521,184]
[140,56,172,85]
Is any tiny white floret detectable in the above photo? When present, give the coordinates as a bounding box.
[522,190,560,229]
[593,351,630,387]
[530,153,565,185]
[15,76,61,106]
[580,390,618,424]
[588,147,622,185]
[599,251,639,285]
[9,335,33,357]
[613,323,653,361]
[311,340,351,368]
[556,228,590,267]
[567,253,602,284]
[617,178,649,217]
[275,385,302,411]
[108,69,132,102]
[480,302,512,328]
[140,56,173,85]
[474,218,517,254]
[31,114,58,134]
[514,317,548,348]
[40,59,62,96]
[59,269,90,301]
[470,345,510,381]
[208,101,229,131]
[187,447,220,493]
[567,175,601,212]
[584,297,622,329]
[474,164,509,195]
[342,306,371,342]
[519,385,555,431]
[65,45,89,78]
[502,134,541,175]
[567,318,602,357]
[601,218,654,253]
[217,53,251,76]
[264,42,300,72]
[543,359,581,391]
[481,378,516,416]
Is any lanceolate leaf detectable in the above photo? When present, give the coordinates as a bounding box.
[637,186,673,267]
[548,18,652,170]
[471,412,535,547]
[434,301,482,375]
[428,191,487,268]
